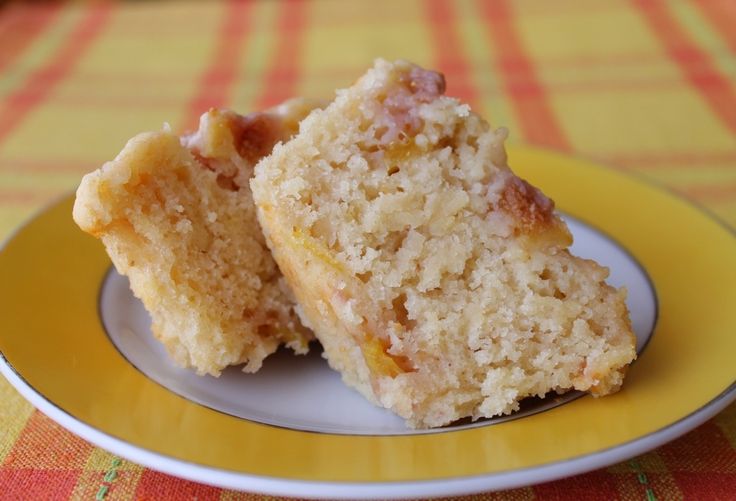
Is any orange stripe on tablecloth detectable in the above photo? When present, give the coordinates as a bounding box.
[0,5,24,34]
[134,469,220,500]
[657,419,736,478]
[255,0,306,109]
[2,411,94,468]
[600,150,736,168]
[0,470,81,500]
[180,0,254,132]
[22,75,716,113]
[0,4,62,75]
[0,4,113,148]
[477,0,571,151]
[0,157,97,173]
[56,50,686,85]
[534,469,621,500]
[52,73,695,96]
[680,181,736,202]
[694,0,736,55]
[633,0,736,135]
[424,0,479,110]
[539,51,680,68]
[40,75,718,112]
[35,93,183,109]
[0,188,62,206]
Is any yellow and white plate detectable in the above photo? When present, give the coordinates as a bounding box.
[1,147,734,498]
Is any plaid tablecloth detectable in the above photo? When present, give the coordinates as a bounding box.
[1,1,735,499]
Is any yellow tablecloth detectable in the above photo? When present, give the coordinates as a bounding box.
[0,1,734,499]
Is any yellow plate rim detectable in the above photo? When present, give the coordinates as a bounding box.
[0,145,735,497]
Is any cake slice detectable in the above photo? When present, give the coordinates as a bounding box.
[251,60,636,428]
[73,99,320,376]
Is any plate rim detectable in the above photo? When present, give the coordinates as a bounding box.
[95,209,658,437]
[1,145,735,497]
[1,354,733,498]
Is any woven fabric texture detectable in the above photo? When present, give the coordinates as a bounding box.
[0,1,734,499]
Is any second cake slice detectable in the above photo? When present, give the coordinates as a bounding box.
[73,99,319,376]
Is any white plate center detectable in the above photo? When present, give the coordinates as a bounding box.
[99,215,657,435]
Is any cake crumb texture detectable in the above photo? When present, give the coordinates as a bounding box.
[73,100,319,376]
[252,60,636,428]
